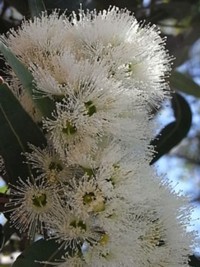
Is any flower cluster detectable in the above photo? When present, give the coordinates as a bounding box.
[1,7,196,267]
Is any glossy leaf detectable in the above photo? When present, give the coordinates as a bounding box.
[28,0,46,18]
[12,239,65,267]
[150,93,192,164]
[170,71,200,98]
[0,42,54,118]
[0,83,46,183]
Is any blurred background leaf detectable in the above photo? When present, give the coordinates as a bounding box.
[28,0,46,17]
[0,83,47,184]
[0,43,54,117]
[12,239,65,267]
[150,93,192,164]
[170,71,200,97]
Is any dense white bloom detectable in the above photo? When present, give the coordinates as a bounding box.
[84,196,195,267]
[66,7,171,106]
[0,5,195,267]
[47,205,99,252]
[25,144,68,183]
[1,6,171,113]
[39,56,151,159]
[68,175,106,220]
[43,98,98,159]
[43,98,150,161]
[127,201,193,267]
[0,12,69,120]
[6,178,59,237]
[1,11,68,66]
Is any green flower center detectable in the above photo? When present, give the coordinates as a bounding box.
[70,220,87,231]
[99,233,109,246]
[83,167,94,177]
[49,161,63,172]
[32,193,47,208]
[83,192,96,205]
[62,121,77,135]
[83,191,105,212]
[124,62,133,76]
[84,101,97,117]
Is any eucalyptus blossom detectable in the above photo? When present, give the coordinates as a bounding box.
[0,5,196,267]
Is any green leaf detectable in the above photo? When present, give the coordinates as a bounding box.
[0,83,47,183]
[28,0,46,18]
[150,93,192,164]
[170,71,200,98]
[0,41,54,117]
[0,185,7,193]
[12,239,65,267]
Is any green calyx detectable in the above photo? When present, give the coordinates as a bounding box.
[84,101,97,117]
[99,233,109,246]
[70,220,87,231]
[81,166,95,177]
[125,62,133,75]
[62,121,77,135]
[83,191,105,212]
[83,192,96,205]
[49,161,63,172]
[32,193,47,208]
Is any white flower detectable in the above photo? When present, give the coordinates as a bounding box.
[47,205,99,252]
[66,6,171,107]
[37,55,151,146]
[1,11,68,66]
[25,144,69,183]
[43,99,142,161]
[83,215,137,267]
[126,202,192,267]
[6,178,60,237]
[67,175,106,220]
[85,197,195,267]
[0,12,70,121]
[43,97,98,159]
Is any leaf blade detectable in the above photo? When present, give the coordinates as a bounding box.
[150,93,192,164]
[170,71,200,98]
[0,41,54,117]
[12,239,64,267]
[0,83,47,183]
